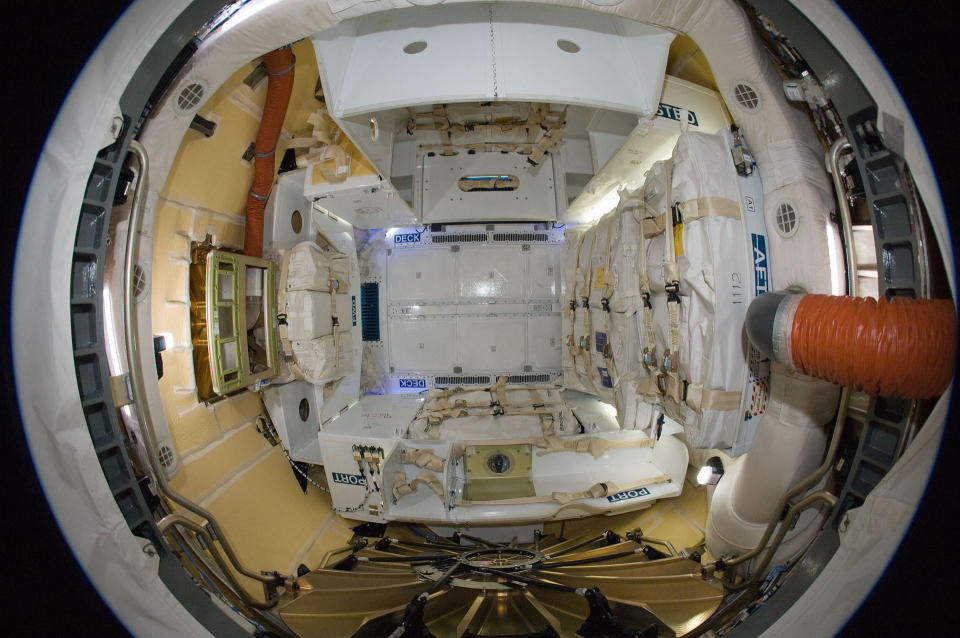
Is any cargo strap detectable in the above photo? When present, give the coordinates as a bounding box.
[432,105,455,155]
[660,158,684,398]
[574,230,600,394]
[594,216,618,385]
[392,471,444,501]
[528,106,566,166]
[400,447,446,472]
[642,197,741,238]
[458,475,669,506]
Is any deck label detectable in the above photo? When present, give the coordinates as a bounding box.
[606,487,651,503]
[398,378,427,389]
[394,232,422,244]
[331,472,366,486]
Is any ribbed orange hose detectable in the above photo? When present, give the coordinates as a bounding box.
[243,47,295,257]
[791,294,956,399]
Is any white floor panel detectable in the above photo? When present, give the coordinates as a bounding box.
[386,247,456,303]
[384,226,564,386]
[389,317,458,372]
[459,316,526,370]
[458,245,525,300]
[527,314,563,369]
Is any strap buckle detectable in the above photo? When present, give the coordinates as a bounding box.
[641,292,651,309]
[569,299,577,310]
[600,298,610,312]
[665,282,680,304]
[331,316,340,327]
[581,296,590,310]
[643,347,657,369]
[579,335,590,350]
[671,202,682,226]
[656,373,666,395]
[277,313,288,326]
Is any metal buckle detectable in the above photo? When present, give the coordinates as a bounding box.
[656,373,666,395]
[602,342,613,359]
[671,202,682,226]
[601,298,610,312]
[643,347,657,369]
[581,296,590,310]
[641,292,651,309]
[665,282,680,304]
[565,334,575,348]
[569,299,577,310]
[579,335,590,350]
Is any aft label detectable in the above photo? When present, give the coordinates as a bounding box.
[657,102,699,127]
[606,487,651,503]
[751,233,769,295]
[331,472,366,486]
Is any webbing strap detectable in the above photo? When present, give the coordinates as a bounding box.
[686,384,743,412]
[676,196,742,222]
[458,475,669,506]
[536,435,655,458]
[393,470,444,501]
[400,447,445,472]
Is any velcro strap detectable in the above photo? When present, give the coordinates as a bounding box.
[686,385,742,412]
[401,447,446,472]
[677,197,741,222]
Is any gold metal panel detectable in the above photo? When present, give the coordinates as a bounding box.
[463,444,534,502]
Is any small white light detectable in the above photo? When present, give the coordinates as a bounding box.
[697,456,724,486]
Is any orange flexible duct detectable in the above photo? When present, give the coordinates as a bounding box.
[790,294,956,398]
[747,292,956,399]
[243,47,295,258]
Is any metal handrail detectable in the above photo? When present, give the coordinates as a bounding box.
[829,138,858,296]
[122,141,283,588]
[158,514,277,610]
[706,386,849,575]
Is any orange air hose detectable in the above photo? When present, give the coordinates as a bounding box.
[243,47,295,258]
[789,294,955,399]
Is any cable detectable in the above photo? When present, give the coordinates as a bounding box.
[283,449,328,492]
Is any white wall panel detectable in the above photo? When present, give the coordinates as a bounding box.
[459,317,526,371]
[389,317,457,372]
[387,247,456,303]
[458,246,524,300]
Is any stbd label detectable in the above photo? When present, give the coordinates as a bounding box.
[657,102,699,127]
[331,472,366,486]
[606,487,651,503]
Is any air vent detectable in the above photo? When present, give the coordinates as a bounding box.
[175,81,207,116]
[432,233,489,244]
[733,83,760,110]
[506,374,553,384]
[775,201,799,238]
[157,443,176,469]
[132,264,147,300]
[492,233,549,242]
[434,375,491,386]
[360,282,380,341]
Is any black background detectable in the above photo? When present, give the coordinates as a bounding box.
[2,1,956,636]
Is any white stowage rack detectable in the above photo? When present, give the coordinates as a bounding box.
[317,392,689,525]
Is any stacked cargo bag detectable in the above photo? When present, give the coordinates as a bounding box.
[570,225,599,394]
[279,241,354,385]
[561,226,591,393]
[641,131,764,450]
[585,213,619,402]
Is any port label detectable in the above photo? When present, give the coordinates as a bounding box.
[606,487,651,503]
[331,472,366,486]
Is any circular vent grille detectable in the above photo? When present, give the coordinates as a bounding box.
[158,443,176,469]
[175,81,206,115]
[733,83,760,110]
[775,202,799,238]
[132,264,147,300]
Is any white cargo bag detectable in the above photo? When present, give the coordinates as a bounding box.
[641,131,769,451]
[561,226,591,393]
[291,331,354,385]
